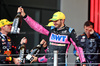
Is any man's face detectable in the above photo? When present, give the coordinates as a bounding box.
[84,25,94,35]
[3,24,12,33]
[53,19,63,28]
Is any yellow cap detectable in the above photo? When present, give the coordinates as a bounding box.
[0,19,13,28]
[46,22,54,26]
[49,11,65,21]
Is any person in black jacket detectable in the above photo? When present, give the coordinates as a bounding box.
[73,21,100,66]
[0,19,27,65]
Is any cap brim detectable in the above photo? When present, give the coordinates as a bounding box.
[8,22,13,25]
[46,25,50,26]
[46,24,53,26]
[0,22,13,27]
[5,22,13,26]
[49,18,58,21]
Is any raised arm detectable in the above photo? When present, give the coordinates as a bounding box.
[17,7,49,36]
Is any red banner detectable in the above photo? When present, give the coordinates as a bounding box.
[90,0,100,34]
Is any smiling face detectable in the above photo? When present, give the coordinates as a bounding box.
[53,19,65,28]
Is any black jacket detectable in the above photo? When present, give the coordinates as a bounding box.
[0,32,17,64]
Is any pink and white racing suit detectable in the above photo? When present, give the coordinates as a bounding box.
[24,15,86,66]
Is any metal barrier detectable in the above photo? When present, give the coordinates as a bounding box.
[54,50,58,66]
[0,53,100,66]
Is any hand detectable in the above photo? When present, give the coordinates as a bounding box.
[17,7,26,17]
[20,37,27,44]
[76,52,78,56]
[40,39,47,48]
[13,58,21,65]
[82,64,86,66]
[86,28,94,38]
[89,28,94,34]
[30,55,38,64]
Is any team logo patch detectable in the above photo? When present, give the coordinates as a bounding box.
[2,46,7,49]
[2,42,6,45]
[82,36,85,39]
[81,39,85,42]
[2,39,5,42]
[49,33,69,44]
[90,39,95,42]
[61,30,68,34]
[8,39,11,41]
[50,42,66,46]
[81,36,86,42]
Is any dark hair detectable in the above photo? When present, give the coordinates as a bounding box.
[84,21,94,28]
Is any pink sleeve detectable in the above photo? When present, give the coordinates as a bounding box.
[24,15,49,36]
[77,47,86,63]
[38,56,47,63]
[70,38,86,63]
[44,49,48,53]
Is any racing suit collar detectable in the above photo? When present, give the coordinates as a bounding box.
[57,25,66,31]
[0,32,6,39]
[83,32,91,39]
